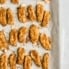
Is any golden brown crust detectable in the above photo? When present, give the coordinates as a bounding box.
[36,4,44,22]
[9,29,18,46]
[39,34,51,50]
[29,25,39,43]
[9,54,16,69]
[11,0,19,4]
[18,27,28,43]
[27,5,36,21]
[17,6,27,23]
[17,47,25,64]
[7,8,14,25]
[41,11,51,27]
[0,54,8,69]
[0,8,7,26]
[0,31,8,50]
[23,56,32,69]
[0,0,6,4]
[42,53,49,69]
[30,50,41,66]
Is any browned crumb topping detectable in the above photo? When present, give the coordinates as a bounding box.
[41,11,51,27]
[39,34,51,50]
[0,54,8,69]
[9,54,16,69]
[29,25,39,43]
[0,31,8,50]
[17,47,25,64]
[0,0,6,4]
[9,29,18,46]
[0,8,7,26]
[23,56,32,69]
[7,8,14,25]
[27,5,36,21]
[42,53,49,69]
[11,0,19,4]
[18,27,28,43]
[36,4,44,22]
[30,50,41,66]
[17,6,27,23]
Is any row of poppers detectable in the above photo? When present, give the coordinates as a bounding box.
[0,0,50,4]
[0,4,51,27]
[0,48,49,69]
[0,24,51,50]
[17,4,51,27]
[0,8,14,26]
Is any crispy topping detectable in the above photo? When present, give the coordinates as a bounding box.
[0,8,7,26]
[17,6,27,23]
[27,5,36,21]
[17,47,25,64]
[18,27,28,43]
[30,50,41,66]
[7,8,14,25]
[0,31,8,50]
[0,54,8,69]
[23,56,32,69]
[9,54,16,69]
[36,4,44,22]
[42,53,49,69]
[29,25,39,43]
[40,34,51,50]
[41,11,51,27]
[9,29,18,46]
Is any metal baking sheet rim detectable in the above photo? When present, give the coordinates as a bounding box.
[51,0,60,69]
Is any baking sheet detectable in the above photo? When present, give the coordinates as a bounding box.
[51,0,60,69]
[0,0,60,69]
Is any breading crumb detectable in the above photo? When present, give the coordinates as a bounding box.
[42,53,49,69]
[7,8,14,25]
[17,47,25,64]
[40,34,51,50]
[30,50,41,66]
[41,11,51,27]
[18,27,28,43]
[17,6,27,23]
[0,8,7,26]
[0,31,8,50]
[9,54,16,69]
[9,29,18,46]
[27,5,36,21]
[36,4,44,22]
[24,56,32,69]
[29,25,39,43]
[0,54,8,69]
